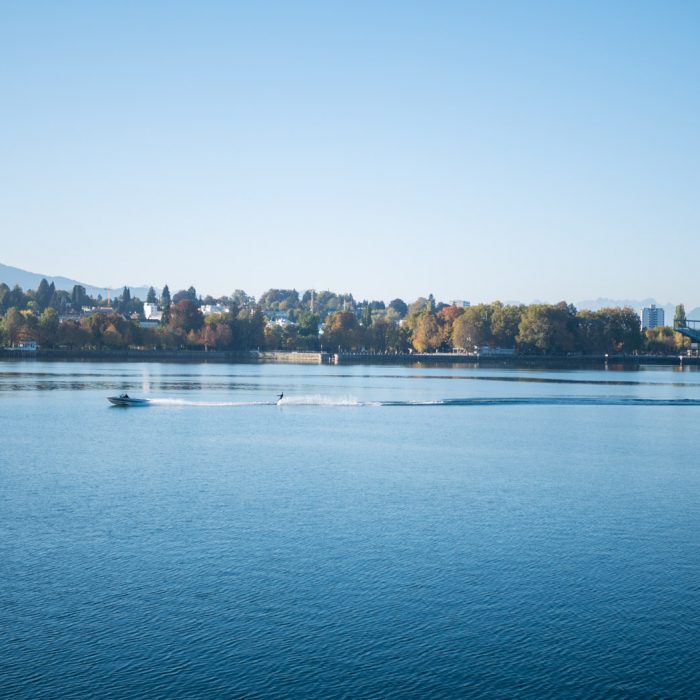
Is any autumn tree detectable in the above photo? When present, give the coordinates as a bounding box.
[323,311,363,351]
[643,327,676,354]
[58,321,89,349]
[199,314,233,350]
[452,305,491,350]
[169,300,204,334]
[412,312,441,352]
[80,314,103,348]
[102,322,124,349]
[437,305,465,349]
[1,308,24,345]
[18,310,38,342]
[674,304,686,328]
[407,297,430,317]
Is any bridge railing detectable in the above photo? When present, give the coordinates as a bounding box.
[675,319,700,329]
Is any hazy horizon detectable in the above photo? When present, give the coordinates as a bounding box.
[1,259,696,316]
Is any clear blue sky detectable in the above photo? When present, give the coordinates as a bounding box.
[1,1,698,305]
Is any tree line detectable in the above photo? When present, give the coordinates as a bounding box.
[320,301,672,355]
[0,280,692,355]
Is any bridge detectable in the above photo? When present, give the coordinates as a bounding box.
[674,319,700,343]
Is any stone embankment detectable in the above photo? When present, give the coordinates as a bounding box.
[2,348,698,366]
[332,352,700,366]
[0,348,330,364]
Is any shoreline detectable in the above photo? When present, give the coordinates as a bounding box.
[2,348,698,367]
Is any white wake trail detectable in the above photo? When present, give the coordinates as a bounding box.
[144,395,368,407]
[276,394,364,406]
[147,398,273,407]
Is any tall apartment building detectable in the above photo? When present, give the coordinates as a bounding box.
[641,304,664,330]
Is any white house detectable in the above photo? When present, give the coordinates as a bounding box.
[143,303,163,321]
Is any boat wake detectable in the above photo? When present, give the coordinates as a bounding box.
[147,398,274,407]
[146,395,367,407]
[380,397,700,407]
[277,394,366,406]
[124,395,700,408]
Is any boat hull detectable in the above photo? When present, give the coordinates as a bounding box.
[107,397,149,407]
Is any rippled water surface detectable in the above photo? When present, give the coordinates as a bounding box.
[2,360,700,698]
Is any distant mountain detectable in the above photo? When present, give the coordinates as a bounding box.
[0,262,152,300]
[575,297,677,322]
[574,299,700,324]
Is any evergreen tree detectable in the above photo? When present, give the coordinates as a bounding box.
[0,283,10,314]
[36,279,52,310]
[71,285,87,310]
[51,289,71,314]
[10,285,26,309]
[160,285,171,324]
[388,298,408,318]
[146,286,157,304]
[119,287,131,314]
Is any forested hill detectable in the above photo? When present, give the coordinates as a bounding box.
[0,262,150,300]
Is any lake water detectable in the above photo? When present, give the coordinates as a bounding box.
[2,360,700,698]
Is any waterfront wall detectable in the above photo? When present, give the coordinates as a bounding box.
[2,348,698,366]
[0,348,329,364]
[332,352,700,367]
[253,351,329,364]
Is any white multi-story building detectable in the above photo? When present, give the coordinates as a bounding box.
[143,303,163,321]
[451,300,471,308]
[641,304,664,330]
